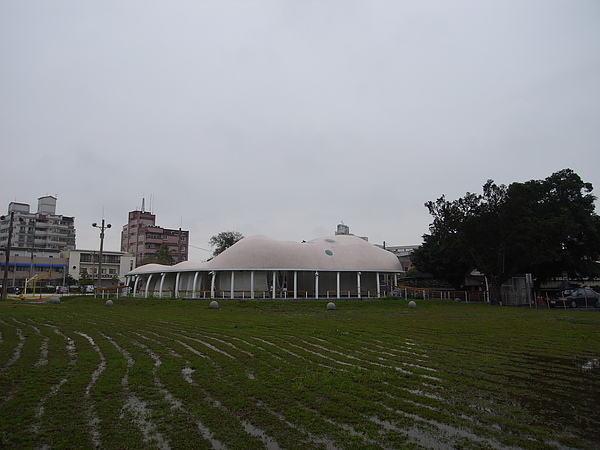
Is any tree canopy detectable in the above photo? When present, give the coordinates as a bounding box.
[143,243,175,265]
[208,231,244,257]
[411,169,600,304]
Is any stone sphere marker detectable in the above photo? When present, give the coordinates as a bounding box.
[408,301,417,309]
[326,302,336,310]
[105,300,113,307]
[209,300,220,309]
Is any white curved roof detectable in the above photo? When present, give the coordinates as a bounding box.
[126,234,402,275]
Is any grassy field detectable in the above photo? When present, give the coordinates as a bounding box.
[0,297,599,449]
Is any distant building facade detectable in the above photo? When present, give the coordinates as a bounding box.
[0,254,68,290]
[121,206,189,266]
[65,249,135,288]
[0,250,134,290]
[378,245,419,272]
[334,222,368,241]
[0,196,76,258]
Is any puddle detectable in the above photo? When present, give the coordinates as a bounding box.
[181,366,195,384]
[406,388,444,402]
[309,409,393,449]
[580,358,599,371]
[262,403,341,450]
[122,395,171,449]
[241,420,281,449]
[371,411,513,449]
[35,337,49,367]
[370,416,449,449]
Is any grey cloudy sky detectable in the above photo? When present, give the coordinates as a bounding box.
[2,0,599,261]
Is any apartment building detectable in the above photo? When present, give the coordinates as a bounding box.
[121,208,189,266]
[0,196,76,258]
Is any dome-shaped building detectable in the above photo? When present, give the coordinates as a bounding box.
[126,234,403,299]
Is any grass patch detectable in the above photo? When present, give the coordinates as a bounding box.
[0,297,599,449]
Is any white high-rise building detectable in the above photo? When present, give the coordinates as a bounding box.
[0,196,76,258]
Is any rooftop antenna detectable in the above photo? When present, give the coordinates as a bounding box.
[141,197,146,213]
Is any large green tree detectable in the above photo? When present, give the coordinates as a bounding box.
[143,243,175,265]
[208,231,244,257]
[412,169,600,304]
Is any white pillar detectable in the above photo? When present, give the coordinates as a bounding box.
[210,272,216,298]
[376,272,380,298]
[133,275,140,296]
[272,271,277,299]
[315,271,319,299]
[230,271,235,299]
[336,271,341,298]
[293,271,298,299]
[250,271,255,299]
[357,272,362,299]
[145,274,153,298]
[159,273,166,297]
[192,272,199,298]
[175,272,181,297]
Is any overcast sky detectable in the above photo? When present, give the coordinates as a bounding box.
[2,0,599,261]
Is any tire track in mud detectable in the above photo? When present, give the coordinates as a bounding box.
[10,316,577,449]
[196,331,456,448]
[30,324,78,443]
[250,334,479,449]
[0,319,25,406]
[75,331,106,449]
[371,383,510,448]
[133,326,532,447]
[104,333,171,450]
[288,335,440,378]
[11,319,49,368]
[158,328,428,448]
[178,364,280,449]
[0,319,24,374]
[247,335,349,372]
[126,329,285,448]
[132,332,280,449]
[395,338,598,419]
[169,330,255,358]
[153,328,462,448]
[260,402,343,450]
[369,402,518,450]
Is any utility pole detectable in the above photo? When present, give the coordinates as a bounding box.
[1,212,16,299]
[92,219,111,288]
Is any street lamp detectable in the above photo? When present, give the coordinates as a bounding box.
[92,219,111,288]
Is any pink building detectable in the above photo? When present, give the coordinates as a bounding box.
[121,208,189,266]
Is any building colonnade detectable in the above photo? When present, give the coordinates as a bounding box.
[127,269,400,299]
